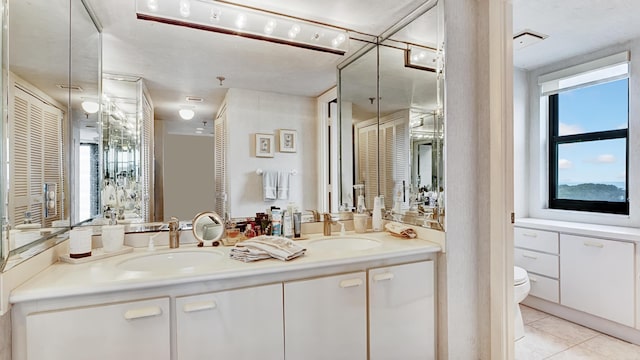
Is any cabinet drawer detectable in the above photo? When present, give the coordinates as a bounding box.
[514,248,559,278]
[527,274,559,303]
[514,227,559,253]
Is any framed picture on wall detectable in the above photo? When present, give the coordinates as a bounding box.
[255,133,275,158]
[279,129,297,153]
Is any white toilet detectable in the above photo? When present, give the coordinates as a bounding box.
[514,266,531,341]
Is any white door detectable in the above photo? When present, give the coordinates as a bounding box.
[26,298,170,360]
[369,261,435,360]
[175,283,284,360]
[284,272,367,360]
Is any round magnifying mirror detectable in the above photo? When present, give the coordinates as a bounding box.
[192,211,225,246]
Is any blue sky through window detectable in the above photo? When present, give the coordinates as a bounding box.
[557,79,628,188]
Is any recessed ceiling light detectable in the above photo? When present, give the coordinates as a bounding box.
[196,127,204,131]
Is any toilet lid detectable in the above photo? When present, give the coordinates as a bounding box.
[514,266,528,286]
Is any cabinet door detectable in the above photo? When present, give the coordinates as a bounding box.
[560,234,635,327]
[284,272,367,360]
[176,283,284,360]
[26,297,170,360]
[369,261,435,360]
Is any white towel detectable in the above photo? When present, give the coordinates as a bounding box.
[230,236,306,262]
[263,171,278,200]
[277,171,290,200]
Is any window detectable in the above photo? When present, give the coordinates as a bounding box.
[547,74,629,214]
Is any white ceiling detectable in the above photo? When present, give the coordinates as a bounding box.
[513,0,640,70]
[12,0,640,134]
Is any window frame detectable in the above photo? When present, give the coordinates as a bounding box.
[547,82,630,215]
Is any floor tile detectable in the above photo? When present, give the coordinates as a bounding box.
[577,334,640,360]
[515,325,574,360]
[521,305,550,324]
[545,345,607,359]
[528,315,599,345]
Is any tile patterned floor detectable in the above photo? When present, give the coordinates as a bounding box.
[516,305,640,360]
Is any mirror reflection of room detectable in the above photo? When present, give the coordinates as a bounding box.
[1,0,445,270]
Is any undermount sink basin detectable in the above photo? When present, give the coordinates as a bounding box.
[308,236,382,251]
[117,250,224,273]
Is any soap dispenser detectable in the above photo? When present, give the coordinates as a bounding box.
[372,196,383,232]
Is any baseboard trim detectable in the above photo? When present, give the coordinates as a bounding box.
[523,296,640,345]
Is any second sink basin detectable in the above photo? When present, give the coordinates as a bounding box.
[308,236,382,251]
[117,250,224,273]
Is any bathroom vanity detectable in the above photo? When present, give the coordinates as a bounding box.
[515,218,640,344]
[10,232,441,360]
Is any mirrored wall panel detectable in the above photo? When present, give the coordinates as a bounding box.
[338,0,444,230]
[2,0,101,270]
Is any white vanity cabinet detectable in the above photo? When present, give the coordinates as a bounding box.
[368,261,435,360]
[24,297,170,360]
[560,234,635,327]
[175,283,284,360]
[284,271,367,360]
[514,227,560,303]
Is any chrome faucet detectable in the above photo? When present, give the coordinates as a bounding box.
[168,217,180,248]
[323,213,336,236]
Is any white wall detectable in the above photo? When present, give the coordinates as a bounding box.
[514,68,529,218]
[225,89,317,217]
[0,311,9,360]
[163,134,215,221]
[522,38,640,227]
[443,0,514,358]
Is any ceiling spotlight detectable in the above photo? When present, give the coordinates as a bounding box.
[235,13,247,29]
[216,76,226,86]
[147,0,158,12]
[179,108,195,120]
[264,19,277,35]
[136,0,349,55]
[179,0,190,17]
[81,100,99,114]
[288,24,301,39]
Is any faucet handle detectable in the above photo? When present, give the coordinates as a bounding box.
[168,216,180,230]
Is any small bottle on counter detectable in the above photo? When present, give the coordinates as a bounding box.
[244,224,256,238]
[271,208,282,236]
[283,210,293,238]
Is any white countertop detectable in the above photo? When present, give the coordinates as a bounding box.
[10,231,441,304]
[515,218,640,243]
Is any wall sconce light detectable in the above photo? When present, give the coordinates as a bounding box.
[405,44,438,72]
[179,107,195,120]
[136,0,350,55]
[81,100,100,114]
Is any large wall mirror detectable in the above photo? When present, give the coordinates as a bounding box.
[1,0,101,270]
[338,0,445,230]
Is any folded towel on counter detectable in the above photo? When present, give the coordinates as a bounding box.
[277,171,290,200]
[230,235,306,262]
[262,171,278,200]
[385,222,417,239]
